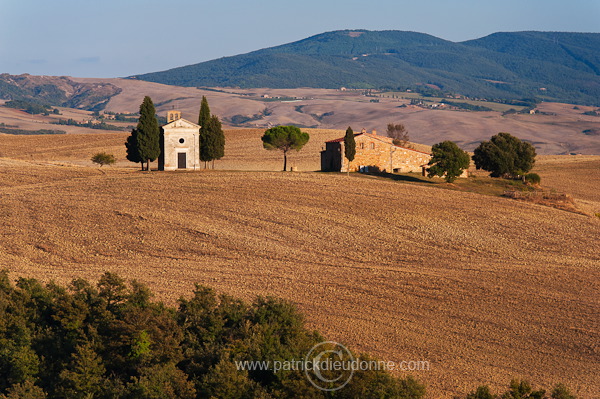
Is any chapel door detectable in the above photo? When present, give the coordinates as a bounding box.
[177,152,187,169]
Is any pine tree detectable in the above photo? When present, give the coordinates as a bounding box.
[261,126,309,171]
[198,96,211,168]
[136,96,160,172]
[57,342,106,399]
[344,126,356,175]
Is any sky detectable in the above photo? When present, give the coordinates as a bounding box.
[1,0,599,78]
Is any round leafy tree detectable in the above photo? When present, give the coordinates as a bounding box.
[427,141,470,182]
[472,132,536,178]
[261,125,309,171]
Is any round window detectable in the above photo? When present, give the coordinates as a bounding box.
[179,138,185,144]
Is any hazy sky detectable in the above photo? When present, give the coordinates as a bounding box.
[1,0,599,78]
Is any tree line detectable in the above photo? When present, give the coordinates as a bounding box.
[0,272,579,398]
[0,271,426,398]
[125,96,225,171]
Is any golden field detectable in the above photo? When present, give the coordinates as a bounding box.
[0,130,599,397]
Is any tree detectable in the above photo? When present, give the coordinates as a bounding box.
[472,132,536,178]
[501,379,545,399]
[57,342,106,399]
[551,383,578,399]
[387,123,410,147]
[200,115,225,169]
[465,386,496,399]
[135,96,161,171]
[91,152,116,167]
[125,128,143,170]
[198,96,211,168]
[427,141,470,183]
[0,380,47,399]
[344,126,356,175]
[261,126,309,171]
[198,96,210,132]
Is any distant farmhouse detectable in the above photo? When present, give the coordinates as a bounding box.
[321,129,432,174]
[158,111,201,171]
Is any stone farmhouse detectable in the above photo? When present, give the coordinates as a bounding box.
[158,111,201,171]
[321,129,432,173]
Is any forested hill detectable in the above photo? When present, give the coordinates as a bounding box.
[132,30,600,105]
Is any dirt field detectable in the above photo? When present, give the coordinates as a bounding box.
[65,78,600,155]
[0,131,599,397]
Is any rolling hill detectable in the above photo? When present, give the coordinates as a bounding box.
[0,73,121,109]
[133,30,600,105]
[0,132,598,397]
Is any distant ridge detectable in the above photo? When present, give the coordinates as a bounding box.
[133,30,600,105]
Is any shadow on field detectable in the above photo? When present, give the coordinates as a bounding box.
[376,172,436,184]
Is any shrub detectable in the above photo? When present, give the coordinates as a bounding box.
[91,152,116,167]
[525,173,541,184]
[459,380,576,399]
[551,383,578,399]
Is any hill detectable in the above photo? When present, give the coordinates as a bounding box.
[0,132,598,397]
[3,76,600,155]
[0,73,121,110]
[133,30,600,105]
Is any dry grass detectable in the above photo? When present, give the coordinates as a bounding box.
[533,155,600,215]
[502,190,582,214]
[0,131,599,398]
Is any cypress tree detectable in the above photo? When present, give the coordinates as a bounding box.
[344,126,356,175]
[135,96,160,171]
[211,115,225,168]
[125,128,143,170]
[198,96,211,168]
[200,115,226,169]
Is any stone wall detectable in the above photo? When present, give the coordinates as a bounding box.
[321,132,469,178]
[339,134,431,173]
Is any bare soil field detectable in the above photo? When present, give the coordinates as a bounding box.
[0,128,346,170]
[0,131,599,397]
[65,78,600,155]
[0,102,129,134]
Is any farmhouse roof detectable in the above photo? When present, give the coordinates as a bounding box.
[326,132,430,155]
